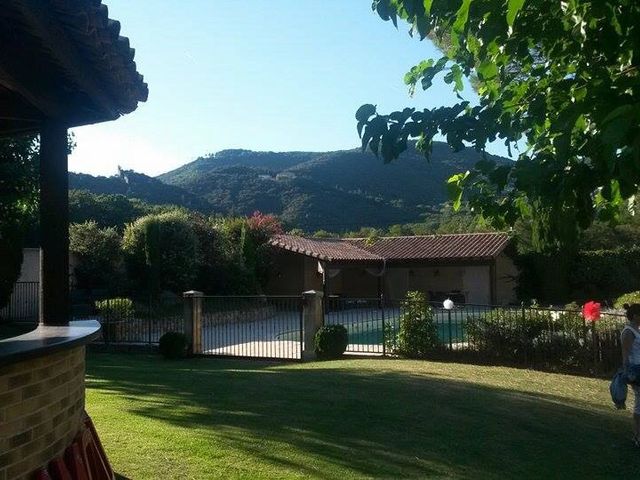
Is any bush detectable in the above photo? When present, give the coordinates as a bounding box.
[95,297,134,321]
[392,291,439,358]
[70,221,123,291]
[122,210,198,294]
[314,325,348,359]
[531,331,590,370]
[467,308,551,359]
[614,291,640,309]
[516,246,640,304]
[159,332,188,359]
[95,298,134,342]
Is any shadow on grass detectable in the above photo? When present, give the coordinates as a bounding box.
[87,354,634,479]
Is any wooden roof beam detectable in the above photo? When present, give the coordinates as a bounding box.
[14,0,119,121]
[0,85,44,123]
[0,61,70,120]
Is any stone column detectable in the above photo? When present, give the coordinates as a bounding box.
[183,290,203,355]
[301,290,324,360]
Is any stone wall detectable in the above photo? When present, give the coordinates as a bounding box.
[0,346,86,480]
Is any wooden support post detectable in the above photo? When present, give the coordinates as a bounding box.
[39,122,69,325]
[489,260,497,305]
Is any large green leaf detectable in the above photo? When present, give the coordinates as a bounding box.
[452,0,472,34]
[447,171,470,210]
[506,0,525,26]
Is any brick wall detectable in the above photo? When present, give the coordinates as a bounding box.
[0,346,86,480]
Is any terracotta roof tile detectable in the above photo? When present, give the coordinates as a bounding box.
[269,235,381,262]
[270,233,511,263]
[347,232,511,261]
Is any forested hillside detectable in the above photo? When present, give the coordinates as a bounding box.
[158,142,509,231]
[68,143,509,232]
[69,168,211,213]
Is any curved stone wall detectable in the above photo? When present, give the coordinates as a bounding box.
[0,346,86,480]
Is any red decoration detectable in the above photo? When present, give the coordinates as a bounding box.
[583,301,601,322]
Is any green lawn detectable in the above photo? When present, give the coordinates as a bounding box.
[86,354,636,479]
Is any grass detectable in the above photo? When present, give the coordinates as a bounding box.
[86,353,636,479]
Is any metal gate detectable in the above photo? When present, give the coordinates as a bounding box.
[200,295,303,360]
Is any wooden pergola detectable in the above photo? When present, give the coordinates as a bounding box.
[0,0,148,325]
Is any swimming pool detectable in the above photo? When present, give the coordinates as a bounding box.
[337,317,467,346]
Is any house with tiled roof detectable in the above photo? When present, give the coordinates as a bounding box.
[267,232,518,305]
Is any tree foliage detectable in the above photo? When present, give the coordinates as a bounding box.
[0,135,39,307]
[358,0,640,250]
[69,221,123,291]
[214,212,283,293]
[122,210,198,295]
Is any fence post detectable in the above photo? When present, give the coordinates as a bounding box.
[521,302,528,366]
[183,290,203,355]
[592,321,598,373]
[381,294,386,357]
[448,309,453,351]
[301,290,324,361]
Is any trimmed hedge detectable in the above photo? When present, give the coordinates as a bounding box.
[517,246,640,303]
[614,291,640,309]
[314,325,348,359]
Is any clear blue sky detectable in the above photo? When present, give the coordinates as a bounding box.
[69,0,507,176]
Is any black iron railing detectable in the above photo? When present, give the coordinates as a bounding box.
[74,296,183,345]
[325,296,626,374]
[0,282,39,324]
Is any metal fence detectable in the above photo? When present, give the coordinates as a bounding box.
[325,297,386,354]
[74,296,183,345]
[325,296,627,374]
[200,296,303,360]
[0,281,39,323]
[3,282,628,374]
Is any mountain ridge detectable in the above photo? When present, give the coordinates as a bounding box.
[70,142,511,231]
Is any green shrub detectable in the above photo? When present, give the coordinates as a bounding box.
[159,332,188,359]
[70,221,123,291]
[314,325,348,359]
[122,210,197,294]
[614,291,640,309]
[466,308,551,359]
[531,331,589,369]
[516,246,640,304]
[392,291,439,358]
[95,298,134,321]
[95,298,134,342]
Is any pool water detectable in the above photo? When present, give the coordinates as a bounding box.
[278,318,467,345]
[340,319,466,346]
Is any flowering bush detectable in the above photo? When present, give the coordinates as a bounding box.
[246,211,283,241]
